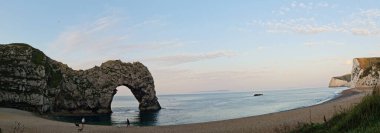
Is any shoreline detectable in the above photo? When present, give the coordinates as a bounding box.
[0,88,369,133]
[42,87,349,126]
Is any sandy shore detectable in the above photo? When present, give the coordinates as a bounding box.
[0,88,370,133]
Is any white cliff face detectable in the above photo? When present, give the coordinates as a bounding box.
[0,43,161,114]
[350,58,362,87]
[331,58,380,89]
[329,74,351,87]
[350,58,380,88]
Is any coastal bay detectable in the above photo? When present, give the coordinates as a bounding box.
[0,88,368,133]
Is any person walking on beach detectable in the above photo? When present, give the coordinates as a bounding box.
[81,117,85,129]
[76,117,85,131]
[127,118,130,127]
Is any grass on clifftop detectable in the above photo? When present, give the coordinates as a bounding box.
[291,94,380,133]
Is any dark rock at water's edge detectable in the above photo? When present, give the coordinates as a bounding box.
[253,94,263,96]
[0,43,161,114]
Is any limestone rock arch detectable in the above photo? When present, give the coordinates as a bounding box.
[0,43,161,114]
[97,60,161,112]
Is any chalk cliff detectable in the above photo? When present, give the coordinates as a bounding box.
[329,74,351,87]
[350,58,380,88]
[330,58,380,88]
[0,43,161,114]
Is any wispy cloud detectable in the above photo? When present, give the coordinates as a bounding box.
[304,40,345,47]
[248,1,380,36]
[249,18,343,34]
[51,14,122,55]
[273,1,334,15]
[290,1,331,9]
[48,13,190,69]
[350,28,373,36]
[344,9,380,36]
[119,40,185,51]
[250,6,380,36]
[143,51,236,66]
[50,13,174,54]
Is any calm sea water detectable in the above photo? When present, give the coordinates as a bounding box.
[50,87,347,126]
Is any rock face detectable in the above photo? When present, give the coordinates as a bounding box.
[329,74,351,87]
[350,58,380,88]
[0,43,161,114]
[330,57,380,88]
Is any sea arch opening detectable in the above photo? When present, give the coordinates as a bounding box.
[112,85,140,111]
[110,85,140,125]
[111,85,161,126]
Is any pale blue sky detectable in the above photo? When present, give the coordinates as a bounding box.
[1,1,380,94]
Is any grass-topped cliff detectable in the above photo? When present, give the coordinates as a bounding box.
[0,43,161,114]
[292,93,380,133]
[330,57,380,88]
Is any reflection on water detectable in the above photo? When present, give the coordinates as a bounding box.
[134,111,159,126]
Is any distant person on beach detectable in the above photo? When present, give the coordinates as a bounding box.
[76,117,85,131]
[81,117,85,130]
[127,118,130,127]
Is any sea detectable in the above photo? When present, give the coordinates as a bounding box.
[49,87,348,126]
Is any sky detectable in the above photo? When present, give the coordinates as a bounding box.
[1,0,380,95]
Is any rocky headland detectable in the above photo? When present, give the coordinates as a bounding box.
[0,43,161,115]
[330,57,380,88]
[328,74,351,87]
